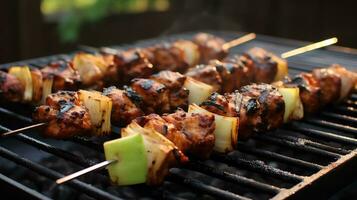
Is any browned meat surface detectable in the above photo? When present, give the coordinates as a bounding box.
[150,71,189,110]
[243,48,278,83]
[312,68,341,105]
[33,91,92,138]
[224,55,255,87]
[143,43,189,73]
[101,54,118,85]
[200,92,240,117]
[185,64,222,91]
[202,84,284,139]
[114,49,154,84]
[130,78,170,114]
[192,33,228,63]
[150,70,186,90]
[103,86,144,126]
[239,84,284,138]
[0,71,24,102]
[284,73,322,113]
[210,59,251,93]
[41,61,81,92]
[135,114,192,156]
[162,109,215,159]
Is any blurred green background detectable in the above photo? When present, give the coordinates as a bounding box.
[41,0,169,42]
[1,0,357,63]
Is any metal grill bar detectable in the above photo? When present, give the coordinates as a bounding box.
[0,173,51,200]
[236,143,323,170]
[290,124,357,145]
[320,111,357,124]
[0,146,122,200]
[270,132,351,155]
[186,161,281,194]
[344,100,357,108]
[169,171,252,200]
[254,134,341,159]
[302,118,357,135]
[211,153,304,183]
[332,106,357,116]
[0,107,32,123]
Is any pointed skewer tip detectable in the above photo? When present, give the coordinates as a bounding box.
[222,33,256,50]
[1,122,47,137]
[281,37,338,59]
[56,160,117,185]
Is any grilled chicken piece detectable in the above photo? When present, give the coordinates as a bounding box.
[0,71,24,102]
[284,73,322,113]
[224,55,256,86]
[200,92,239,117]
[312,68,341,105]
[150,71,189,110]
[135,114,192,155]
[201,84,284,139]
[114,49,154,84]
[41,61,81,92]
[33,91,92,138]
[328,64,357,100]
[98,54,117,85]
[162,109,216,159]
[210,59,253,93]
[193,33,228,63]
[103,86,144,126]
[185,65,222,92]
[130,78,170,114]
[243,48,278,83]
[239,84,284,138]
[143,43,189,73]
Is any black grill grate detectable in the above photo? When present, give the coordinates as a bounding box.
[0,31,357,200]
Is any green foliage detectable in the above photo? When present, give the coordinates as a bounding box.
[41,0,169,43]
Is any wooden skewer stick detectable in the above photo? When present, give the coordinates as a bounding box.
[281,37,338,59]
[1,122,46,137]
[222,33,256,50]
[56,160,117,184]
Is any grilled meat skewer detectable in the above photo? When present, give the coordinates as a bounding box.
[32,64,356,141]
[100,64,356,186]
[1,34,286,104]
[32,57,287,139]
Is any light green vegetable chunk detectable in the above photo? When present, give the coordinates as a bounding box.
[104,133,148,186]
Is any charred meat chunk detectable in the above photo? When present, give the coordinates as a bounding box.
[200,92,240,117]
[33,91,92,138]
[135,114,192,156]
[284,73,322,113]
[150,71,189,110]
[185,64,222,92]
[0,71,24,102]
[162,109,216,159]
[312,68,341,105]
[130,78,170,114]
[41,61,81,92]
[143,43,189,73]
[104,86,144,126]
[243,48,278,83]
[114,49,154,84]
[192,33,228,63]
[239,84,284,138]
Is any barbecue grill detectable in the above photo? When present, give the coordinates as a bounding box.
[1,31,356,200]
